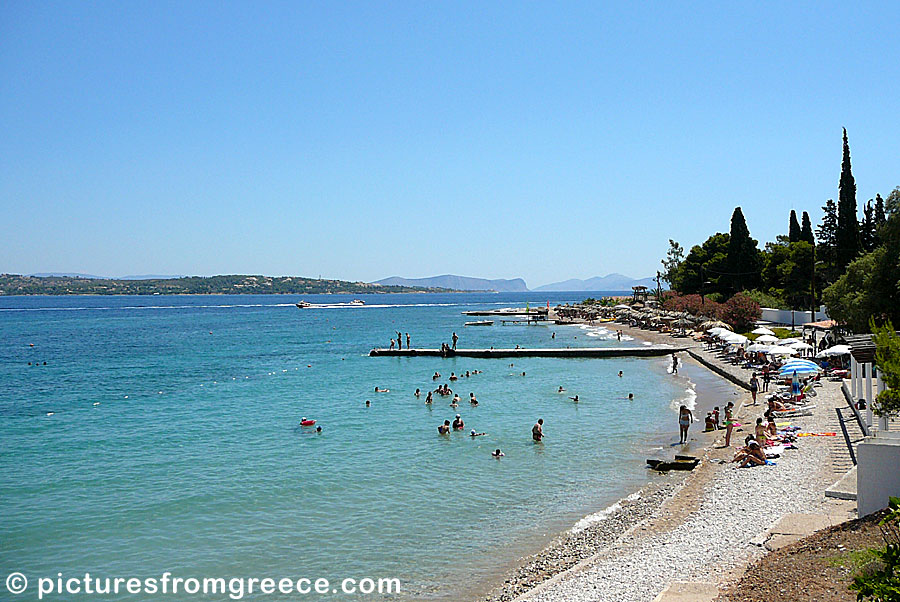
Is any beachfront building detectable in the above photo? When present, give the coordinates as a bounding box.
[845,332,900,517]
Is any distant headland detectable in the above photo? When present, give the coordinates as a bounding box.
[0,274,447,296]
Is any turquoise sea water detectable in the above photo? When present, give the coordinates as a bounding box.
[0,293,719,600]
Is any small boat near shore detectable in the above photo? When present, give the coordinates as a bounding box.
[646,455,700,472]
[465,320,494,326]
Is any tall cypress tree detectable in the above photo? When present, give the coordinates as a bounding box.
[726,206,760,294]
[836,127,861,267]
[789,210,802,242]
[800,211,815,245]
[874,193,887,226]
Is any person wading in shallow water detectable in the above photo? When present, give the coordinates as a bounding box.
[678,404,694,444]
[532,418,544,442]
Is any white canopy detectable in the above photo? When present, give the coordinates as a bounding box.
[788,342,814,351]
[746,343,772,353]
[751,327,776,336]
[755,334,779,343]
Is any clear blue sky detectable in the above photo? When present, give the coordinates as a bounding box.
[2,2,898,288]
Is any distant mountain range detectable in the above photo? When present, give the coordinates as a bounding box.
[532,273,659,292]
[374,275,529,292]
[373,273,658,292]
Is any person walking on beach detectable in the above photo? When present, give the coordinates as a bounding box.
[532,418,544,442]
[678,405,693,444]
[762,365,771,392]
[749,373,759,404]
[452,332,458,351]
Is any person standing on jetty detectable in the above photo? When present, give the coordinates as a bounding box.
[406,333,410,349]
[397,331,402,350]
[678,405,693,444]
[532,418,544,442]
[452,332,458,351]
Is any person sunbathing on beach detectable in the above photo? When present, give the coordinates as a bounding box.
[452,415,464,430]
[705,413,716,432]
[738,441,766,467]
[754,418,769,444]
[492,449,505,457]
[438,420,451,435]
[767,398,788,412]
[731,436,756,463]
[766,413,777,436]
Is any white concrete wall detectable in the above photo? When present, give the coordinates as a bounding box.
[857,432,900,516]
[760,307,829,326]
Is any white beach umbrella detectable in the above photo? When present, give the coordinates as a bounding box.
[746,343,772,353]
[766,346,797,356]
[613,304,631,310]
[723,333,749,345]
[708,327,728,336]
[755,334,779,343]
[780,338,802,345]
[788,342,814,351]
[816,345,851,358]
[751,327,776,336]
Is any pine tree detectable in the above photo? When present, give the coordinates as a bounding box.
[875,193,887,226]
[726,206,761,294]
[860,200,876,252]
[789,210,801,242]
[816,199,839,285]
[836,127,861,267]
[800,211,815,245]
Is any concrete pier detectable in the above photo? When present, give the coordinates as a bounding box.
[369,347,686,358]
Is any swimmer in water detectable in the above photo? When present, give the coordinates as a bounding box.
[415,388,420,397]
[470,430,486,437]
[425,391,433,404]
[365,400,371,407]
[316,426,322,433]
[374,386,390,393]
[438,420,451,435]
[469,393,478,406]
[452,414,465,430]
[492,449,505,457]
[532,418,544,442]
[558,386,565,393]
[433,372,441,380]
[449,372,458,381]
[618,371,623,378]
[569,395,579,403]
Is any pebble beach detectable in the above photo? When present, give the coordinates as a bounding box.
[480,321,858,602]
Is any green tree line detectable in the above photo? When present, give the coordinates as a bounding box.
[661,128,899,333]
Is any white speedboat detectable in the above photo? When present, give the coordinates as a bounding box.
[349,299,365,306]
[295,301,313,308]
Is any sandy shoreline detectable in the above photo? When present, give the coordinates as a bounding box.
[477,320,857,602]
